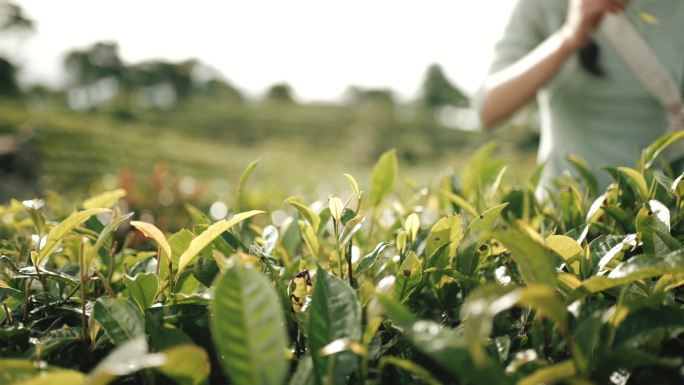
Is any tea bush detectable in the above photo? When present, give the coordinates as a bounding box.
[1,133,684,385]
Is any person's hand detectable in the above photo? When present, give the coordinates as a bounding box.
[561,0,625,51]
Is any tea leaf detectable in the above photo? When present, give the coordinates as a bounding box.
[235,159,260,212]
[286,197,321,232]
[155,344,210,385]
[123,273,159,312]
[36,208,110,266]
[130,220,172,260]
[308,267,361,385]
[370,149,397,207]
[394,251,422,303]
[355,242,390,274]
[342,173,362,201]
[425,215,461,264]
[176,210,264,279]
[82,189,126,210]
[211,264,288,385]
[491,231,557,286]
[92,297,145,345]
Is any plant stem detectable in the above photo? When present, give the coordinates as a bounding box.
[346,242,354,287]
[79,242,89,343]
[334,221,342,278]
[3,303,13,325]
[34,265,50,313]
[23,280,29,324]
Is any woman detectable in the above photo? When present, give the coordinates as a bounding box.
[476,0,684,192]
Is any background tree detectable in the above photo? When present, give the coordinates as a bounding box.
[421,63,467,109]
[265,83,295,104]
[0,0,34,97]
[64,42,124,87]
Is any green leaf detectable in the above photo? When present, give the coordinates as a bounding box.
[168,229,194,271]
[289,355,315,385]
[491,231,557,286]
[355,242,389,274]
[235,159,260,212]
[13,370,85,385]
[176,210,264,279]
[156,344,210,385]
[378,356,442,385]
[87,337,166,385]
[82,189,126,209]
[394,251,422,303]
[299,221,320,258]
[517,360,576,385]
[15,266,79,287]
[567,154,599,196]
[0,359,42,385]
[440,190,479,218]
[617,167,649,200]
[574,250,684,298]
[377,295,509,384]
[338,215,365,247]
[636,200,680,256]
[467,203,508,235]
[89,213,134,265]
[285,197,321,233]
[614,307,684,348]
[461,285,566,364]
[130,220,172,261]
[184,204,211,225]
[425,215,461,263]
[639,130,684,170]
[370,149,398,207]
[123,273,159,311]
[35,208,110,266]
[461,141,501,199]
[308,267,361,385]
[92,297,145,345]
[210,264,288,385]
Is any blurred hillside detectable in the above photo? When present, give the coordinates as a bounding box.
[0,1,539,208]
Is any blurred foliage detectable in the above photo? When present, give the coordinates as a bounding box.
[1,135,684,385]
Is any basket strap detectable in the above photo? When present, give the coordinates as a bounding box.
[600,12,684,131]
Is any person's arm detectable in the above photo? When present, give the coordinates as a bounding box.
[480,0,625,130]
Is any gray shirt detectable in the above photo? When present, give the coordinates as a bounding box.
[476,0,684,190]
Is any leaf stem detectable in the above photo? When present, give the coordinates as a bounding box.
[79,242,89,343]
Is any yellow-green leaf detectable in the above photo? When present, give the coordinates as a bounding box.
[441,190,479,218]
[328,196,344,223]
[491,231,557,286]
[36,208,110,266]
[130,221,172,260]
[235,159,260,212]
[14,370,85,385]
[404,213,420,242]
[517,360,576,385]
[156,345,210,385]
[82,189,126,209]
[342,173,362,200]
[370,149,398,207]
[176,210,264,279]
[394,251,422,303]
[546,235,582,275]
[425,215,461,264]
[617,167,648,199]
[285,197,321,232]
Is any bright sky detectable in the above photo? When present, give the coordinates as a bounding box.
[10,0,516,102]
